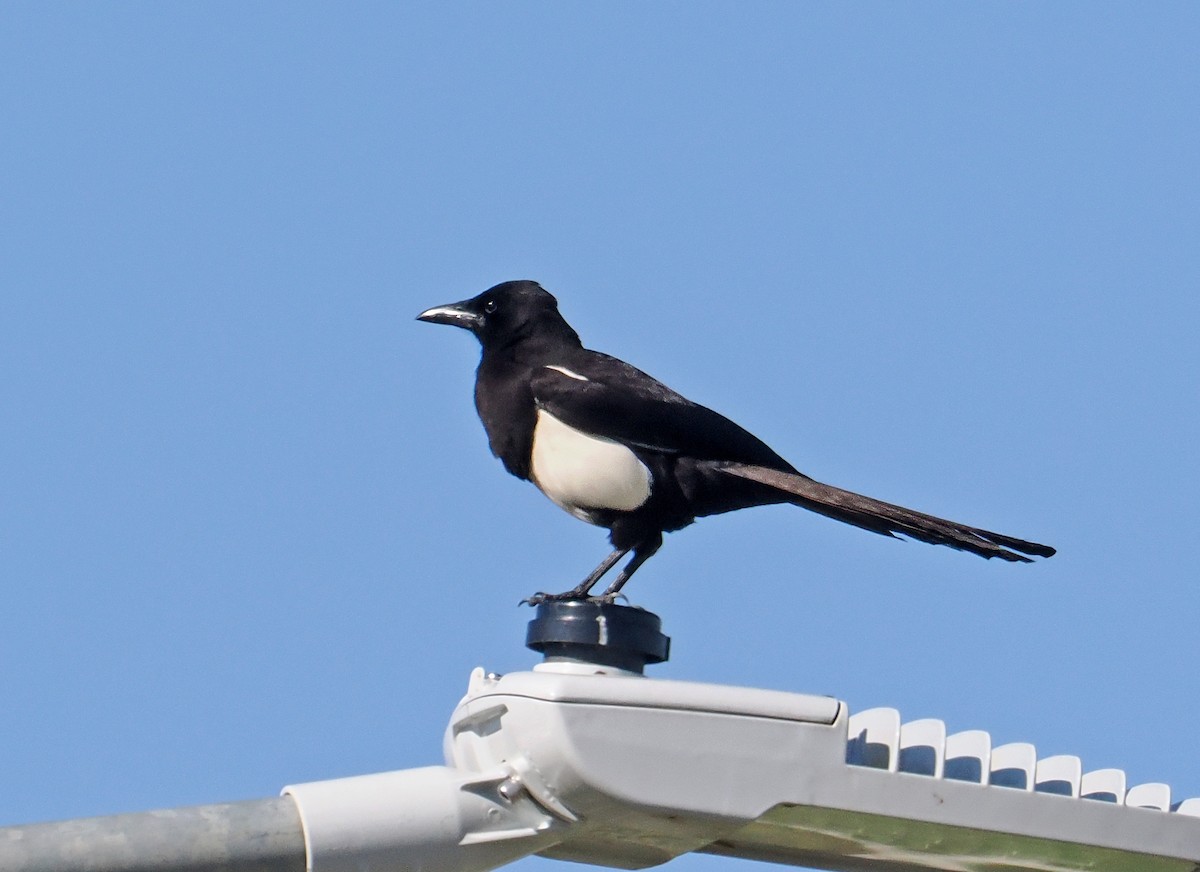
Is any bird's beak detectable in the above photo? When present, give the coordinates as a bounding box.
[416,300,483,330]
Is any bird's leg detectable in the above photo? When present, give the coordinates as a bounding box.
[597,536,661,600]
[521,547,628,605]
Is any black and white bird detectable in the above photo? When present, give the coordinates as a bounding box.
[418,280,1055,602]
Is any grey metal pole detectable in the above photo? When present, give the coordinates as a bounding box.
[0,796,305,872]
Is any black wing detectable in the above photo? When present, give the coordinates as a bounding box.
[530,351,799,472]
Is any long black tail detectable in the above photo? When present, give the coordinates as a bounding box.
[721,463,1055,562]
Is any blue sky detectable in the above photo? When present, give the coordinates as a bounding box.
[2,3,1198,868]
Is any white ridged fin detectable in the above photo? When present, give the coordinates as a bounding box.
[944,730,991,784]
[842,704,1191,820]
[1081,768,1126,803]
[1173,797,1200,816]
[1126,782,1171,811]
[1035,755,1081,797]
[990,742,1037,790]
[898,718,945,777]
[847,708,900,771]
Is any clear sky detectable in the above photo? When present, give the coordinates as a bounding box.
[2,3,1198,869]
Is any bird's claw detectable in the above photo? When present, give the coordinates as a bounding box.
[520,590,628,607]
[520,591,583,606]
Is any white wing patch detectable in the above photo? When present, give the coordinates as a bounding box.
[530,409,651,523]
[544,364,589,381]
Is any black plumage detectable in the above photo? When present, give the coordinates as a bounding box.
[418,280,1054,601]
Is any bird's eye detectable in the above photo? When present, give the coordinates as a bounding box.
[483,299,498,314]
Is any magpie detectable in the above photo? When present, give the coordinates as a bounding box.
[418,280,1055,602]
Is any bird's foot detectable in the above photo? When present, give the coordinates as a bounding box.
[520,590,586,607]
[591,591,629,605]
[520,590,628,607]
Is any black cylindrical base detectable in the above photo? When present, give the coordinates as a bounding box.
[526,600,670,673]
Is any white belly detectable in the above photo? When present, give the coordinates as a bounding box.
[530,409,652,523]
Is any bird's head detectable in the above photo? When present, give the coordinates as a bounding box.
[418,280,574,348]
